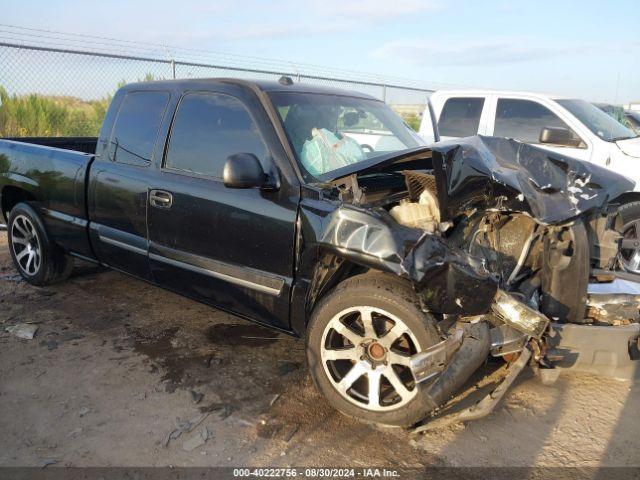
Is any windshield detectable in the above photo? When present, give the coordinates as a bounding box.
[268,91,425,179]
[556,99,638,142]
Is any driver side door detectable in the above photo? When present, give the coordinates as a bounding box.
[147,90,299,329]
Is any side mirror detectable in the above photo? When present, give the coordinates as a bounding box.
[539,127,583,148]
[223,153,266,189]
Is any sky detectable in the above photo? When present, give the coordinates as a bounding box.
[1,0,639,103]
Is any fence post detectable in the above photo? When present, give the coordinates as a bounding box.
[170,59,176,79]
[382,84,387,102]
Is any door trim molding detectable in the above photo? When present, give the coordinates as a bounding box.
[99,234,147,255]
[150,243,284,297]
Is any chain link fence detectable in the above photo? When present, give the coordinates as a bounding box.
[0,42,433,137]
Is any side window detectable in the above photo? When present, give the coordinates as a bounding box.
[494,99,575,144]
[438,97,485,137]
[110,91,170,165]
[165,92,268,178]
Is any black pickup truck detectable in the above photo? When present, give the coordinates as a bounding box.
[1,78,638,428]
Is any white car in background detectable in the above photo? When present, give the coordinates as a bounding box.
[419,90,640,274]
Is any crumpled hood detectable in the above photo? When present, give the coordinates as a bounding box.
[329,136,633,224]
[616,136,640,159]
[430,136,634,224]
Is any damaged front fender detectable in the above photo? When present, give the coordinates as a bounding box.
[314,203,498,315]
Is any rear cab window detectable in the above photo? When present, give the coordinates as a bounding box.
[438,97,485,137]
[109,91,170,166]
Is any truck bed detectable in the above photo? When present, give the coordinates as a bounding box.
[0,138,96,257]
[1,137,97,154]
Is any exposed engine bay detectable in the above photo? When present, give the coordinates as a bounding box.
[389,168,626,325]
[304,136,639,429]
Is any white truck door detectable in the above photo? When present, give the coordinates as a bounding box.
[487,97,591,161]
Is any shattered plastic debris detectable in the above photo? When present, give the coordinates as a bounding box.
[163,413,210,448]
[5,323,38,339]
[40,458,58,468]
[182,426,210,452]
[414,347,532,433]
[586,292,640,324]
[190,390,204,404]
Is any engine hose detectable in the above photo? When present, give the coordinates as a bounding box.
[422,322,491,411]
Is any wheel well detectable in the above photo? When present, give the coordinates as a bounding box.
[304,251,425,323]
[1,186,36,222]
[306,252,369,321]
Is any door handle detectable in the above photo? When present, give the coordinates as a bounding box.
[149,189,173,209]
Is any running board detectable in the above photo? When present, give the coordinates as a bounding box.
[413,348,531,433]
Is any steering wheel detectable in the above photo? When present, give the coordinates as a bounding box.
[360,144,374,153]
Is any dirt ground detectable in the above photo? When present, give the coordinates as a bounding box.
[0,229,639,468]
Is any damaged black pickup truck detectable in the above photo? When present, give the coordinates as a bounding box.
[1,78,639,428]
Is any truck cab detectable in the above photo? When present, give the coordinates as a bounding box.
[419,89,640,274]
[2,79,639,429]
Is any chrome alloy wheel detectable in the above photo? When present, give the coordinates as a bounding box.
[320,306,422,412]
[11,214,42,276]
[621,218,640,274]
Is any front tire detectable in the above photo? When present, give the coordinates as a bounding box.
[7,203,74,286]
[619,201,640,274]
[306,272,440,427]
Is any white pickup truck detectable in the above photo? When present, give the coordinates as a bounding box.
[419,90,640,274]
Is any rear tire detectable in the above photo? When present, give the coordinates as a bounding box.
[618,201,640,275]
[306,272,440,427]
[7,203,74,286]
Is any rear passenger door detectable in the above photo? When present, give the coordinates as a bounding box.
[146,90,299,329]
[88,90,171,279]
[437,96,488,140]
[488,97,590,161]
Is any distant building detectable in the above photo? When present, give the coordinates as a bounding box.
[624,101,640,112]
